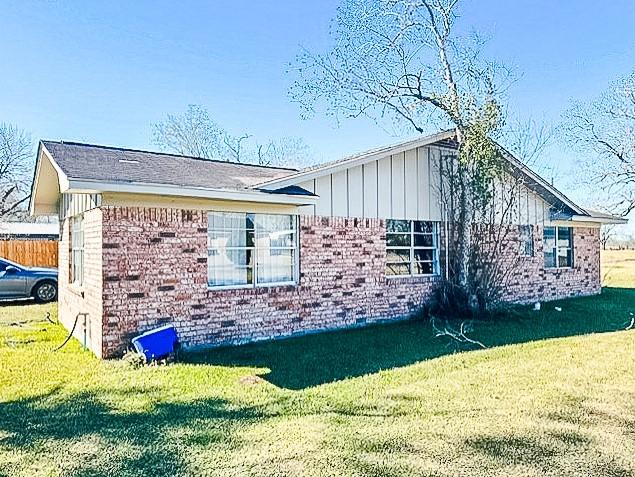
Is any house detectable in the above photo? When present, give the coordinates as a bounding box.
[29,131,626,358]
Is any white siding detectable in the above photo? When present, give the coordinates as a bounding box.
[377,156,392,218]
[518,186,529,224]
[363,162,378,217]
[391,152,406,218]
[331,170,348,217]
[404,148,418,219]
[297,180,316,216]
[348,165,364,217]
[289,143,553,224]
[314,175,332,216]
[417,147,430,219]
[526,190,548,225]
[60,193,102,220]
[429,148,443,221]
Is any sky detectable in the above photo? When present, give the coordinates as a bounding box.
[1,0,634,230]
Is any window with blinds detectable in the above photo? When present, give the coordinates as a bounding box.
[207,212,297,288]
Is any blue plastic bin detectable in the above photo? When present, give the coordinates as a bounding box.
[131,325,179,361]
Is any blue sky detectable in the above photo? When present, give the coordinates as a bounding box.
[1,0,634,224]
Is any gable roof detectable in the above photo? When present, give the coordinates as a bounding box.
[256,130,457,189]
[29,134,626,224]
[29,141,317,215]
[41,141,297,190]
[256,130,626,224]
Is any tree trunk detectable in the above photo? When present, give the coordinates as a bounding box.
[453,129,478,312]
[456,166,477,310]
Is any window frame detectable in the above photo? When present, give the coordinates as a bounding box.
[543,226,574,269]
[385,220,440,278]
[206,212,299,290]
[70,214,85,286]
[518,224,534,257]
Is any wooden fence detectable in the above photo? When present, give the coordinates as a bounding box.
[0,240,58,267]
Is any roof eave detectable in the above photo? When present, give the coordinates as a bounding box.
[256,129,457,190]
[569,214,628,225]
[29,143,71,216]
[27,142,43,216]
[66,179,319,206]
[498,147,586,216]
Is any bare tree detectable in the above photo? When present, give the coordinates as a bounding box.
[152,105,232,160]
[223,133,252,163]
[256,137,312,167]
[0,123,33,219]
[503,117,555,174]
[291,0,523,313]
[563,72,635,217]
[600,224,617,250]
[152,105,312,167]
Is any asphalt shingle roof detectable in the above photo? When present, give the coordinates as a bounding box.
[41,141,297,191]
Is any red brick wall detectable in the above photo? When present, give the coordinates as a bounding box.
[99,208,437,357]
[58,208,104,357]
[57,206,602,358]
[504,225,601,303]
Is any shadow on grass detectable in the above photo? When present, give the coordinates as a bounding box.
[329,392,635,477]
[0,387,261,477]
[186,287,635,390]
[464,395,635,477]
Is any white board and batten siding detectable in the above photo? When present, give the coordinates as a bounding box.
[59,193,102,220]
[295,144,550,226]
[297,145,445,222]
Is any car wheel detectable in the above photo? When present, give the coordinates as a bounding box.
[34,281,57,303]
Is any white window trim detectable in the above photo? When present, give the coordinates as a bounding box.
[70,214,84,287]
[206,212,299,290]
[544,226,574,269]
[385,220,440,278]
[519,224,534,257]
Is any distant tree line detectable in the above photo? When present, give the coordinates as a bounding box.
[151,104,313,168]
[0,123,33,220]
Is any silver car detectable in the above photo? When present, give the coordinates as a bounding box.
[0,257,58,303]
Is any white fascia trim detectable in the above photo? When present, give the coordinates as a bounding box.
[28,149,43,216]
[257,130,456,190]
[29,145,71,216]
[41,145,70,191]
[66,179,319,206]
[500,149,586,216]
[569,214,628,225]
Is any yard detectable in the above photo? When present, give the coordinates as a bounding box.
[602,249,635,288]
[0,253,633,476]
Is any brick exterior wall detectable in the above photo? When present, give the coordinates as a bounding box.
[56,205,602,358]
[504,225,601,303]
[58,208,104,357]
[98,208,437,357]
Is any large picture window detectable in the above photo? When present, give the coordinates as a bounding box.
[70,215,84,286]
[207,212,297,288]
[386,219,439,276]
[544,226,573,268]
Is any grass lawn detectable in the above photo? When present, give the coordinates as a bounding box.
[0,257,634,476]
[602,249,635,288]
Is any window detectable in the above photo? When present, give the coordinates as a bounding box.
[386,220,439,276]
[519,225,534,257]
[207,212,297,288]
[70,215,84,285]
[544,226,573,268]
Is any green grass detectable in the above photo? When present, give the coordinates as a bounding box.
[1,260,634,476]
[602,249,635,288]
